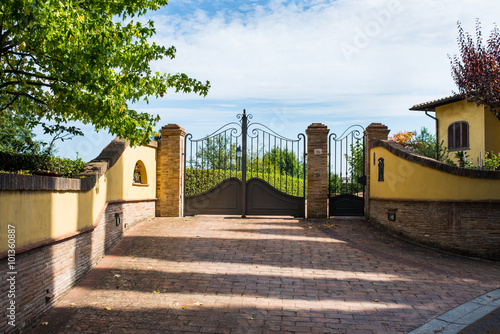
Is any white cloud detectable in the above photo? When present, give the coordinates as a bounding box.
[150,0,498,105]
[50,0,500,159]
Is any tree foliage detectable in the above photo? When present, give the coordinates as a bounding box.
[389,127,449,162]
[191,136,237,170]
[389,131,415,149]
[449,19,500,121]
[0,117,85,176]
[0,116,44,154]
[0,0,210,146]
[0,115,82,156]
[189,138,305,178]
[345,138,364,178]
[262,148,304,177]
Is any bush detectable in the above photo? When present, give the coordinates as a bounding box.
[484,152,500,171]
[0,151,85,178]
[185,168,305,197]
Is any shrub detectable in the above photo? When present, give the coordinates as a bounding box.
[0,151,85,178]
[484,152,500,171]
[185,168,305,197]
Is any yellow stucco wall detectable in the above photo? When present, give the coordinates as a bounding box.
[436,100,486,165]
[105,144,157,201]
[0,143,157,253]
[370,146,500,201]
[484,106,500,155]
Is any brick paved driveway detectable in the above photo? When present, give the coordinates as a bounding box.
[34,216,500,333]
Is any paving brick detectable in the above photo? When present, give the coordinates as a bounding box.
[29,216,500,334]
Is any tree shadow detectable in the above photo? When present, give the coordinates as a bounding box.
[32,303,418,333]
[28,216,500,334]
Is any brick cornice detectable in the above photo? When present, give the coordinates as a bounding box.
[373,139,500,179]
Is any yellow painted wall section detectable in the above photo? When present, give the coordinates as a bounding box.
[370,146,500,201]
[436,100,486,164]
[484,106,500,155]
[0,180,102,253]
[0,144,156,253]
[105,144,156,201]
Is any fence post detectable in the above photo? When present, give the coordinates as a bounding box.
[364,123,390,219]
[306,123,330,218]
[156,124,185,217]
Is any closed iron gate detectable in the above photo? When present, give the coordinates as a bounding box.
[329,125,366,216]
[184,110,306,217]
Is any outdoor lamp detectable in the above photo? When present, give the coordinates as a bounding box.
[236,146,242,158]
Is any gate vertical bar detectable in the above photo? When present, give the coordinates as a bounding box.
[241,109,248,218]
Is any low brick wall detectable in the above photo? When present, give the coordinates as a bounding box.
[369,198,500,260]
[0,199,155,334]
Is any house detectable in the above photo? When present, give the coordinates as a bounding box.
[410,95,500,165]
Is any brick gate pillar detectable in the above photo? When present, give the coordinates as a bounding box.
[364,123,390,219]
[306,123,330,218]
[156,124,185,217]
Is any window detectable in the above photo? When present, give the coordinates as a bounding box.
[133,160,148,184]
[447,121,469,150]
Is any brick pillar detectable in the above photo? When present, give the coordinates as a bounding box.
[306,123,330,218]
[364,123,390,219]
[156,124,185,217]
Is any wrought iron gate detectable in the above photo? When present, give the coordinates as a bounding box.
[184,110,306,217]
[329,125,366,216]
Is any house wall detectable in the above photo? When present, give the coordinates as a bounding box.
[0,139,157,333]
[367,139,500,260]
[484,106,500,155]
[436,100,486,164]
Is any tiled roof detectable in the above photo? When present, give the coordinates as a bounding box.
[409,94,463,111]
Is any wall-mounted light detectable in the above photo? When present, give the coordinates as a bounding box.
[387,208,397,221]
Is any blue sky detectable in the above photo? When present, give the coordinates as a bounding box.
[46,0,499,161]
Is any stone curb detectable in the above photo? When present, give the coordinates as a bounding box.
[409,289,500,334]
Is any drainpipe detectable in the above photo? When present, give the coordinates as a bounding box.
[425,111,439,160]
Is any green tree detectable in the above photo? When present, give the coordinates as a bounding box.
[412,127,449,162]
[1,0,210,146]
[262,148,304,177]
[192,136,237,170]
[0,117,43,154]
[346,138,364,180]
[390,127,449,162]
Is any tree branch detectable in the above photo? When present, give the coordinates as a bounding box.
[0,95,19,113]
[3,69,59,82]
[0,80,52,89]
[3,90,46,105]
